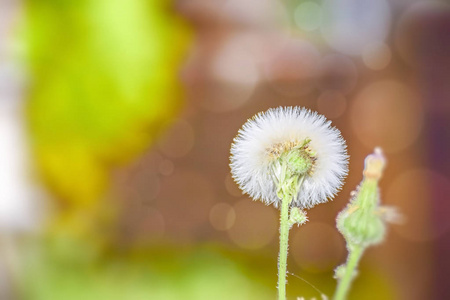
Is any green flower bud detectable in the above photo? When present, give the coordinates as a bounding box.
[286,150,313,176]
[275,138,318,201]
[289,207,308,228]
[334,265,346,280]
[336,148,389,247]
[333,148,397,300]
[337,203,386,247]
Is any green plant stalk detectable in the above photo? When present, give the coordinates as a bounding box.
[277,191,291,300]
[276,148,311,300]
[333,244,365,300]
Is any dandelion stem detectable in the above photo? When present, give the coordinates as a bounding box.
[333,244,364,300]
[278,191,291,300]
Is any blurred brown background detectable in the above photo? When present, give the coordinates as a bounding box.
[1,0,449,299]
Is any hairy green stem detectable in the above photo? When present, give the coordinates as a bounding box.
[278,192,291,300]
[333,245,364,300]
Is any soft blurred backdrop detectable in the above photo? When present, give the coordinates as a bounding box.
[0,0,449,299]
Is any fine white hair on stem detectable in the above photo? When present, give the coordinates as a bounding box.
[230,106,348,209]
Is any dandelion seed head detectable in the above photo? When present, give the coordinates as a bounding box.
[230,106,348,208]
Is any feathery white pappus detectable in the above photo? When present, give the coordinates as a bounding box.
[230,106,348,209]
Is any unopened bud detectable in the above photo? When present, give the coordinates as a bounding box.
[289,207,308,228]
[337,148,392,248]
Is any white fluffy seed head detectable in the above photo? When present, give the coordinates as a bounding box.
[230,106,348,209]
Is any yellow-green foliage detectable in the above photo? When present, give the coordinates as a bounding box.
[25,0,190,207]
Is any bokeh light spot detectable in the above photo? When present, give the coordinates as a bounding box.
[264,38,320,97]
[351,80,423,153]
[201,35,260,112]
[294,2,322,32]
[209,203,236,231]
[321,0,391,56]
[362,42,391,70]
[212,35,260,87]
[228,199,277,250]
[156,169,215,241]
[317,90,347,119]
[158,119,194,158]
[159,159,174,176]
[318,54,357,94]
[222,0,289,29]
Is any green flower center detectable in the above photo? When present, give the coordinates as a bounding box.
[285,150,313,176]
[283,138,316,177]
[271,138,317,201]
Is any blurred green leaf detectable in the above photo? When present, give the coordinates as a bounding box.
[25,0,190,208]
[23,244,275,300]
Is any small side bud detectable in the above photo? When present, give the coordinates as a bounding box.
[289,207,308,228]
[334,265,346,279]
[334,264,358,280]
